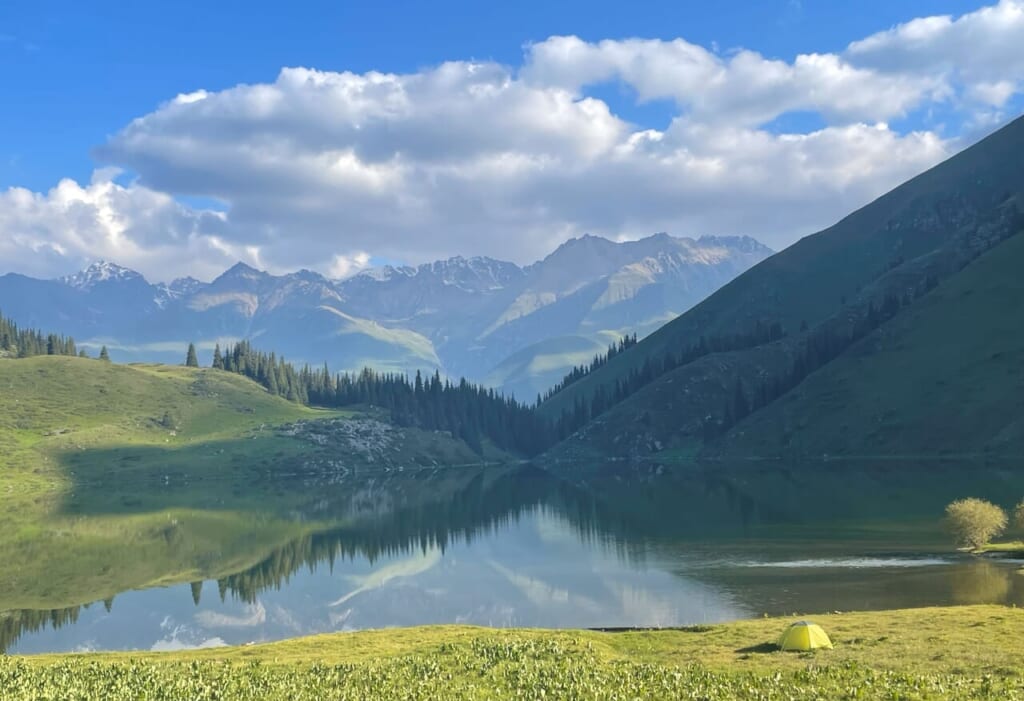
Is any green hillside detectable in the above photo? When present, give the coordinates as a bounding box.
[0,356,324,498]
[715,229,1024,458]
[540,115,1024,424]
[0,356,491,610]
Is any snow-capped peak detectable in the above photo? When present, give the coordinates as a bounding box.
[352,265,416,282]
[61,261,144,290]
[153,276,205,308]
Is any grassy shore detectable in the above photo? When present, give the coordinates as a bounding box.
[4,605,1024,699]
[980,541,1024,555]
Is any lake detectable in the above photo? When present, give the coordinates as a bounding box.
[5,460,1024,654]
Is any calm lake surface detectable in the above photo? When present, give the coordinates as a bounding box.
[6,461,1024,653]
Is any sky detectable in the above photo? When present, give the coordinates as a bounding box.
[1,0,1023,282]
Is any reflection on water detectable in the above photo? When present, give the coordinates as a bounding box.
[5,461,1024,653]
[950,559,1014,605]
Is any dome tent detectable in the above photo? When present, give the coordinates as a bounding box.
[777,621,833,651]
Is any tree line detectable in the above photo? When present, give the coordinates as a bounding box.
[703,290,925,443]
[0,310,114,361]
[207,340,555,456]
[539,333,638,404]
[552,320,786,440]
[0,310,79,358]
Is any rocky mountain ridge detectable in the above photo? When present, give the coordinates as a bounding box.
[0,234,771,398]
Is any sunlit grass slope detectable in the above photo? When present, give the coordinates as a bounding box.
[1,356,331,510]
[0,356,335,609]
[6,606,1024,699]
[0,356,336,504]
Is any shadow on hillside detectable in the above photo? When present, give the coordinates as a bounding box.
[54,436,321,516]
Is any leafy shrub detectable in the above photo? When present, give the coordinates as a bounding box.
[945,498,1007,549]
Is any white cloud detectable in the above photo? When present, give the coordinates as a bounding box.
[522,36,944,125]
[1,2,1022,282]
[0,172,236,281]
[848,0,1024,98]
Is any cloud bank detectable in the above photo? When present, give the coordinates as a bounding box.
[3,1,1024,281]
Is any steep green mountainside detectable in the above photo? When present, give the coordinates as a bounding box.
[546,205,1024,462]
[540,115,1024,423]
[714,230,1024,458]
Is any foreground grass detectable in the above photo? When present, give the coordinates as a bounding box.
[5,606,1024,699]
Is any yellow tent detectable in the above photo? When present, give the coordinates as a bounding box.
[777,621,833,651]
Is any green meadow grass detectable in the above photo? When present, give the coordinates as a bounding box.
[6,606,1024,699]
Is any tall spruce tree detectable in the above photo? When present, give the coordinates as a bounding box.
[185,343,199,367]
[99,346,110,362]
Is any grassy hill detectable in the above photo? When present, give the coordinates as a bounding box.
[539,114,1024,461]
[0,356,492,611]
[5,605,1024,698]
[0,356,325,502]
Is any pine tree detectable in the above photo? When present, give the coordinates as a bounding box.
[191,581,203,606]
[185,343,199,367]
[212,344,223,369]
[99,346,110,362]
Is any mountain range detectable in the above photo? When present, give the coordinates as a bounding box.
[540,113,1024,461]
[0,234,771,400]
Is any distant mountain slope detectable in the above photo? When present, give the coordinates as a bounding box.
[541,114,1024,460]
[715,230,1024,458]
[0,235,769,394]
[482,335,608,402]
[464,235,770,391]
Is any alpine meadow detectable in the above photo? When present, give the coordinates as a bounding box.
[4,1,1024,699]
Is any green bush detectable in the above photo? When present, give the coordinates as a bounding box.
[945,498,1007,550]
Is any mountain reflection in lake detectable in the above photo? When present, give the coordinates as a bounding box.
[6,461,1024,654]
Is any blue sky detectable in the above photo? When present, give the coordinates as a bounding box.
[0,0,986,191]
[1,0,1022,280]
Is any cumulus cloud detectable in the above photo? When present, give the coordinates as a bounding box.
[2,1,1023,281]
[848,0,1024,96]
[0,170,235,280]
[522,36,945,125]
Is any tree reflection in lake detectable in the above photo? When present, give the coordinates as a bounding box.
[7,461,1024,653]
